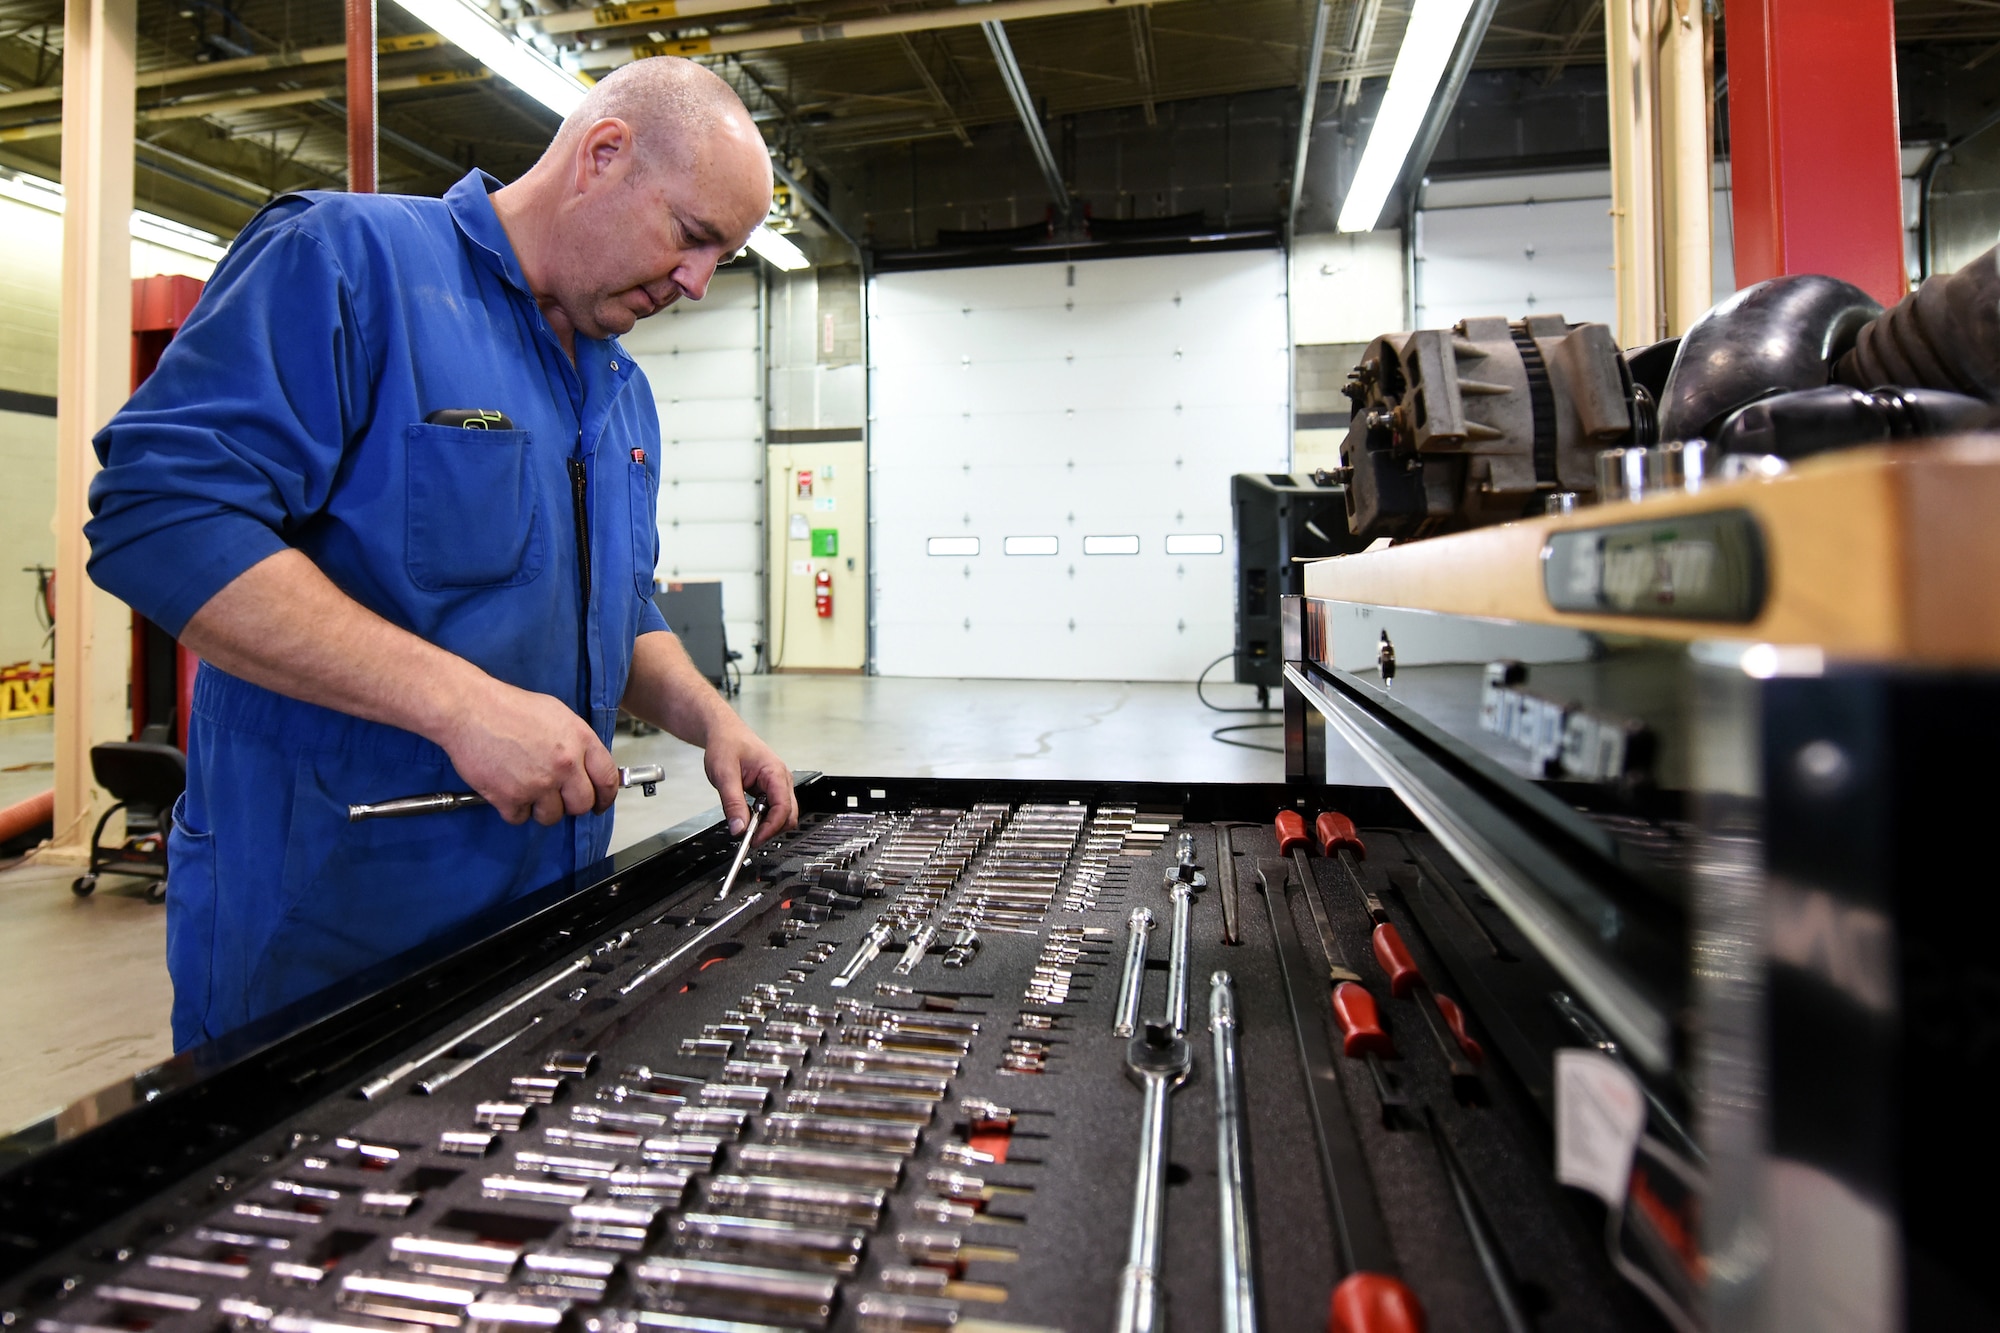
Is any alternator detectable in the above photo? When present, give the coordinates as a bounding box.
[1336,315,1637,540]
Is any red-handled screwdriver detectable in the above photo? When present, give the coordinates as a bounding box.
[1316,812,1374,902]
[1372,923,1484,1100]
[1257,856,1407,1122]
[1252,850,1429,1333]
[1276,809,1310,856]
[1320,812,1485,1101]
[1331,1271,1428,1333]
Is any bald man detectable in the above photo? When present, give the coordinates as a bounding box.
[86,58,797,1050]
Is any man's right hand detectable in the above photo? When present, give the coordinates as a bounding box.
[439,678,621,825]
[180,550,619,827]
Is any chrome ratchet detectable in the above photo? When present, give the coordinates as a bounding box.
[348,765,667,821]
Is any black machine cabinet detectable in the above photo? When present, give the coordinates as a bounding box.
[653,582,734,693]
[0,776,1661,1333]
[1230,472,1368,691]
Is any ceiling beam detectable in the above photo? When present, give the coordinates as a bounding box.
[0,31,440,110]
[582,0,1187,70]
[1538,0,1604,84]
[532,0,785,37]
[894,31,972,145]
[1128,6,1157,126]
[1338,0,1383,108]
[0,64,484,139]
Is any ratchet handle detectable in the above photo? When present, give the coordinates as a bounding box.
[347,792,488,822]
[1332,982,1393,1060]
[1372,923,1421,999]
[1315,811,1366,858]
[1330,1272,1426,1333]
[1275,810,1308,856]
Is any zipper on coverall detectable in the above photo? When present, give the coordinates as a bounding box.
[568,442,592,714]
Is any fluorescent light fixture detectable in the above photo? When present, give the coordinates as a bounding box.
[131,212,229,262]
[1164,533,1224,556]
[927,537,980,557]
[1337,0,1478,233]
[0,169,229,262]
[1082,535,1140,556]
[0,172,64,212]
[746,224,810,271]
[386,0,587,116]
[1003,536,1058,556]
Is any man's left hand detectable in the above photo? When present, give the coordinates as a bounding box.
[703,717,796,844]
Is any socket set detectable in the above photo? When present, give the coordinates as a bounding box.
[0,777,1663,1333]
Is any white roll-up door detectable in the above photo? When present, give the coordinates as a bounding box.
[620,270,764,667]
[1413,175,1617,329]
[869,249,1289,681]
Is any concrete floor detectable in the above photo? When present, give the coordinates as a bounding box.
[1,715,55,810]
[0,674,1288,1133]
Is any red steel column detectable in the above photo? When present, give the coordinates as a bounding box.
[346,0,377,192]
[1725,0,1904,304]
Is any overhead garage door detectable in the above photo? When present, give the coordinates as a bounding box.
[868,248,1289,681]
[620,270,764,668]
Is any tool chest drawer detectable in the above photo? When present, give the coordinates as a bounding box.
[0,777,1665,1333]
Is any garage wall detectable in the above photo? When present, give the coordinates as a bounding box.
[1291,229,1406,472]
[869,248,1289,681]
[619,269,764,670]
[1414,173,1620,330]
[0,192,216,669]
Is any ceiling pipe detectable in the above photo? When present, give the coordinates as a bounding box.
[1396,0,1499,218]
[982,19,1070,218]
[579,0,1183,69]
[1287,0,1333,231]
[0,32,440,111]
[1339,0,1384,110]
[769,155,860,254]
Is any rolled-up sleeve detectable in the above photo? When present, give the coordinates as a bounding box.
[87,205,373,636]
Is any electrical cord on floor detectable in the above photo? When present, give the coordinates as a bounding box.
[1197,651,1284,753]
[1196,651,1273,713]
[1211,721,1283,754]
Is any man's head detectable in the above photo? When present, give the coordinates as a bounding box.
[498,58,773,347]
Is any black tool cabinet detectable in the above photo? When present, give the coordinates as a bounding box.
[0,776,1661,1332]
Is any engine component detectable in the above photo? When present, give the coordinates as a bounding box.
[1713,384,1992,461]
[1338,315,1633,540]
[1836,243,2000,400]
[1656,273,1882,442]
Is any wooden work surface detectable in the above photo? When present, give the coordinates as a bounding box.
[1301,436,2000,666]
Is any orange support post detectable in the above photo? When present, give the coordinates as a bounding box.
[1725,0,1906,306]
[347,0,378,193]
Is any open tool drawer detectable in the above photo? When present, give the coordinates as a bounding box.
[0,776,1664,1332]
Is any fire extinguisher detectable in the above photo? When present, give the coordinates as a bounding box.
[814,569,833,618]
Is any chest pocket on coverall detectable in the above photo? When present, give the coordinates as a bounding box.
[406,422,545,589]
[630,453,659,600]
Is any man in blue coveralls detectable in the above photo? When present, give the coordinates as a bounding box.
[85,57,798,1051]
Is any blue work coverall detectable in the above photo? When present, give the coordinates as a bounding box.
[86,170,670,1051]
